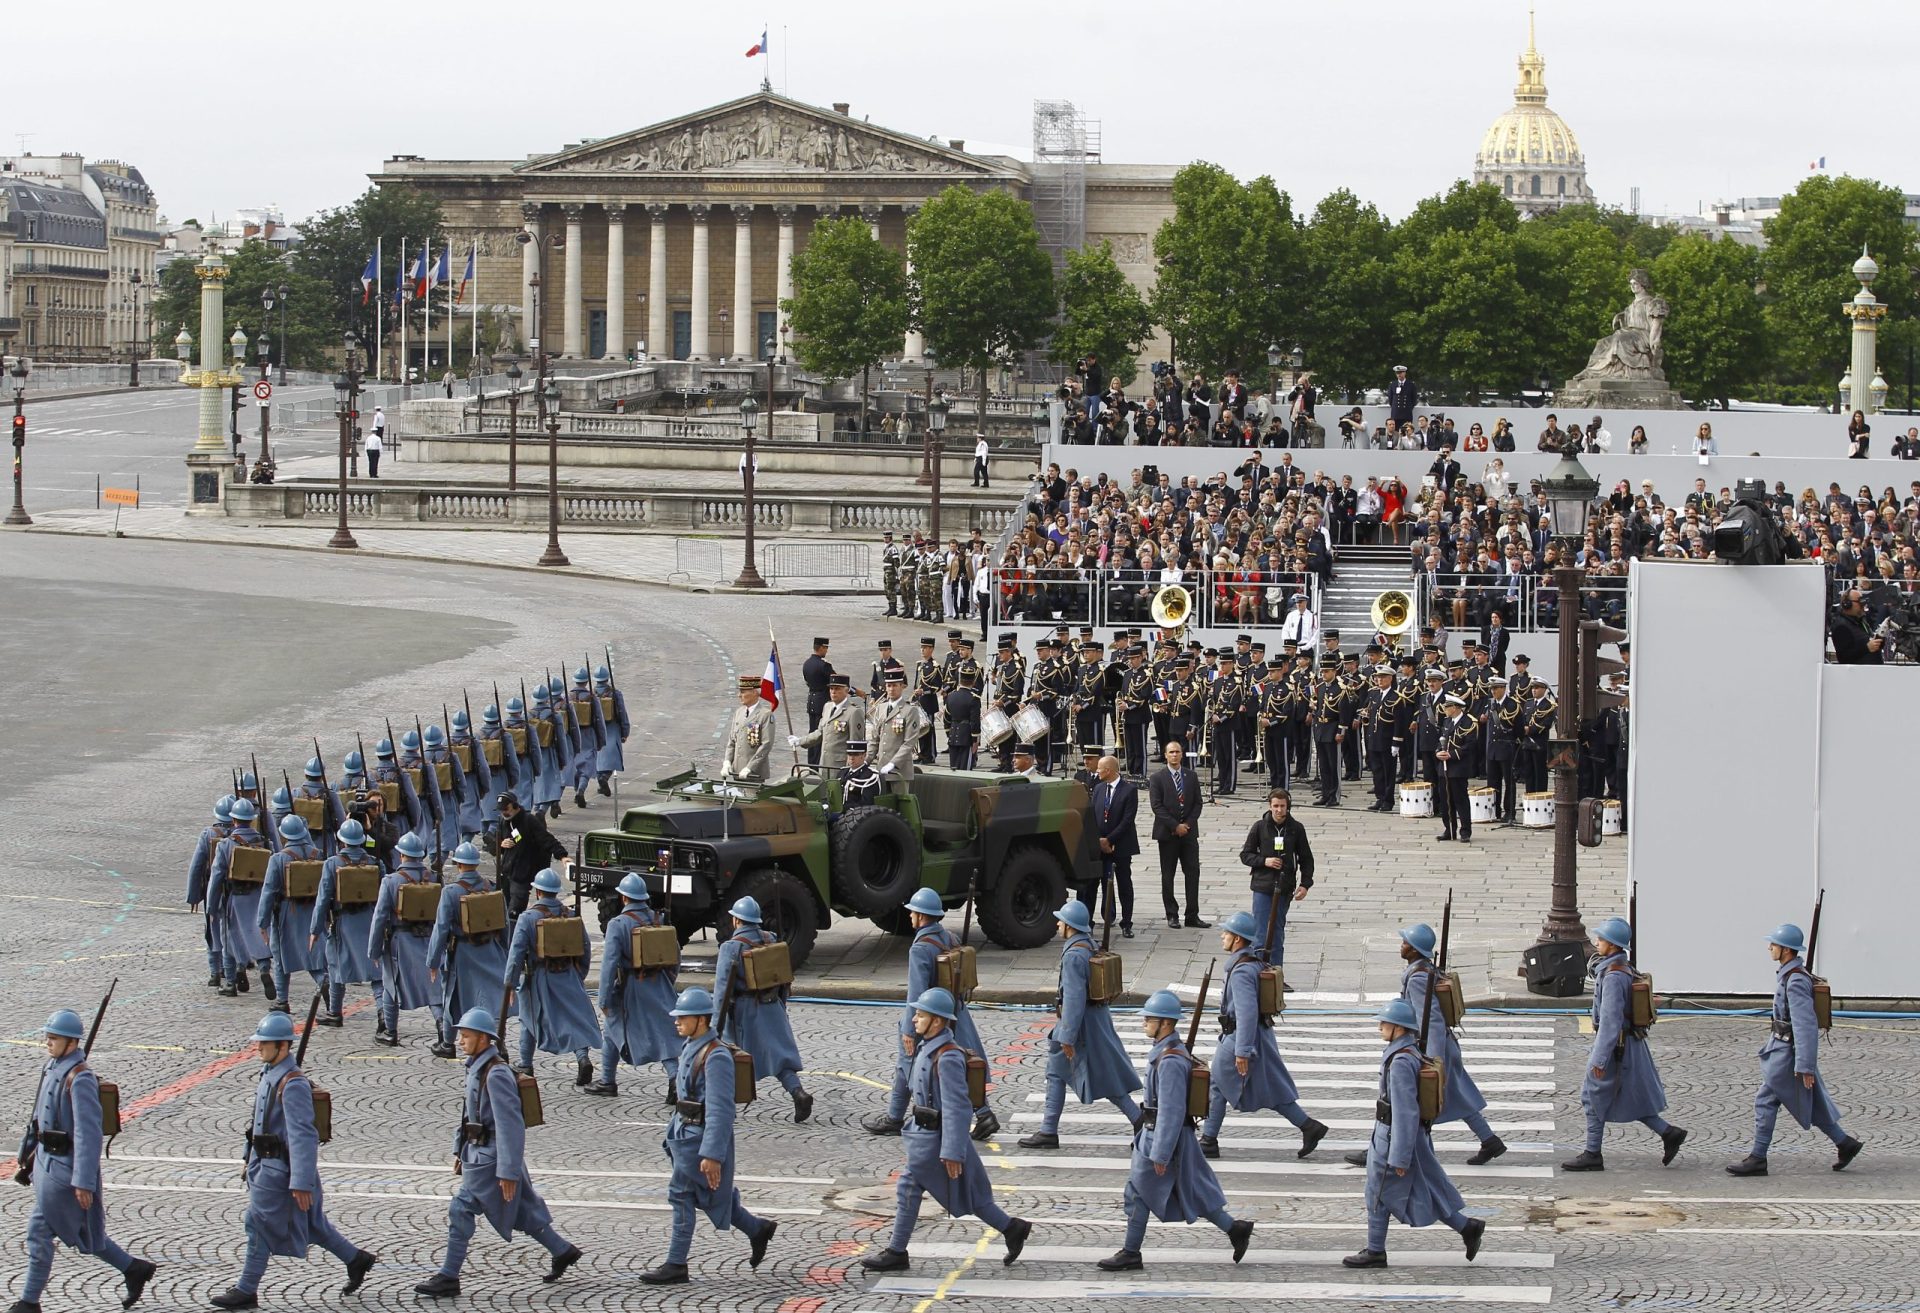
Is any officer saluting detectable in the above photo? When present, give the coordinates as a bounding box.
[861,989,1032,1274]
[1017,900,1142,1149]
[639,988,779,1285]
[1562,917,1687,1172]
[12,1009,158,1313]
[209,1013,376,1308]
[586,873,680,1100]
[1727,923,1863,1176]
[1199,911,1328,1160]
[412,1009,582,1297]
[1097,990,1253,1273]
[713,896,813,1121]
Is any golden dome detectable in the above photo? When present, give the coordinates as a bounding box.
[1472,6,1590,209]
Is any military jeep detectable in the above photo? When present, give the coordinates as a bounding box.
[572,765,1095,971]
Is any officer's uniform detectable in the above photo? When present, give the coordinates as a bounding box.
[1363,674,1399,811]
[258,817,327,1012]
[801,641,833,763]
[721,679,776,782]
[1205,659,1240,794]
[1021,905,1142,1143]
[1200,924,1326,1155]
[1434,701,1476,841]
[308,823,387,1025]
[368,836,445,1045]
[796,679,866,773]
[944,676,981,770]
[426,851,510,1058]
[1733,927,1861,1174]
[504,875,599,1081]
[592,879,680,1096]
[1566,919,1685,1170]
[1310,666,1343,806]
[842,745,883,809]
[591,667,632,791]
[1484,679,1520,822]
[871,681,928,795]
[912,645,942,764]
[188,798,236,984]
[990,642,1028,773]
[712,900,811,1111]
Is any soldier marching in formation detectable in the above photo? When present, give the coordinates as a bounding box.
[587,873,681,1100]
[1200,911,1328,1160]
[714,896,814,1122]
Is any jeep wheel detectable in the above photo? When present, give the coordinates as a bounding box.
[596,895,623,931]
[977,840,1069,950]
[829,807,923,918]
[731,866,821,972]
[870,906,914,936]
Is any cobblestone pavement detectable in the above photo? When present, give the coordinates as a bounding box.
[3,534,1914,1310]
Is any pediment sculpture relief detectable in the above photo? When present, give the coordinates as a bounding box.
[558,107,970,175]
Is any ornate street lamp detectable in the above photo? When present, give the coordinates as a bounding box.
[328,337,360,549]
[928,391,949,544]
[228,328,248,453]
[505,359,523,492]
[5,356,31,525]
[536,379,568,567]
[128,271,143,387]
[256,331,273,470]
[732,394,766,588]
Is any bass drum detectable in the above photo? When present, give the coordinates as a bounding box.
[981,707,1014,748]
[1013,703,1051,744]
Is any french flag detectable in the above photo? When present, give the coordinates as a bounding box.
[430,246,451,291]
[359,251,378,305]
[414,249,435,299]
[455,245,475,304]
[745,28,767,57]
[760,645,781,709]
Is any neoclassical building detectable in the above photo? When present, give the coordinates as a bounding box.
[1472,11,1594,216]
[375,92,1176,365]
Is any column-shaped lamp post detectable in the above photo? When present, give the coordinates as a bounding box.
[127,271,143,387]
[733,394,766,587]
[929,391,949,545]
[328,335,361,549]
[256,331,272,470]
[1522,450,1598,991]
[275,283,289,386]
[5,356,30,525]
[505,359,522,492]
[537,378,568,567]
[228,327,247,455]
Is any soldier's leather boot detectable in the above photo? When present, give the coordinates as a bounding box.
[573,792,587,809]
[584,1080,618,1097]
[218,982,237,998]
[1341,1250,1387,1268]
[260,973,276,1002]
[1000,1217,1031,1265]
[1835,1136,1865,1170]
[1198,1134,1220,1159]
[1725,1155,1768,1177]
[315,1011,344,1028]
[543,1246,583,1284]
[1467,1135,1507,1165]
[970,1109,1001,1141]
[121,1257,157,1309]
[1660,1126,1688,1165]
[341,1250,376,1295]
[235,971,250,994]
[791,1089,814,1123]
[863,1113,904,1136]
[11,1300,42,1313]
[1228,1218,1254,1262]
[1298,1119,1328,1158]
[373,1030,399,1049]
[1560,1149,1605,1171]
[749,1219,778,1268]
[1016,1130,1058,1149]
[597,780,612,796]
[209,1288,259,1309]
[411,1275,459,1298]
[860,1248,910,1273]
[1461,1216,1486,1261]
[429,1041,456,1059]
[1345,1149,1369,1167]
[575,1057,594,1087]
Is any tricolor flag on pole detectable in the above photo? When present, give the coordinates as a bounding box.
[414,248,435,299]
[760,643,782,710]
[360,251,378,305]
[745,27,767,57]
[455,244,475,304]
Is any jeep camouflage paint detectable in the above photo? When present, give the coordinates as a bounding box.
[572,765,1095,971]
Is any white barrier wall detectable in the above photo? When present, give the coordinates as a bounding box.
[1625,561,1826,994]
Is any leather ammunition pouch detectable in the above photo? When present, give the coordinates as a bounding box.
[36,1129,73,1155]
[675,1100,706,1124]
[1139,1105,1159,1129]
[1375,1098,1394,1125]
[1770,1019,1794,1043]
[910,1104,941,1130]
[248,1131,289,1160]
[1218,1015,1236,1036]
[460,1121,493,1146]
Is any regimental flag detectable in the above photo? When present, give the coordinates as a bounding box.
[360,251,378,305]
[760,645,782,710]
[455,245,476,304]
[745,28,767,57]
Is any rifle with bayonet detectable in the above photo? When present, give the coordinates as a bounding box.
[416,714,441,869]
[15,980,115,1186]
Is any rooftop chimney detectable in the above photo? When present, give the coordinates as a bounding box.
[832,102,850,116]
[949,140,965,153]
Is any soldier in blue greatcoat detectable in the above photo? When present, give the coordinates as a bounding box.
[329,751,370,831]
[368,832,444,1049]
[860,989,1032,1274]
[1342,998,1486,1269]
[307,820,386,1031]
[713,896,814,1122]
[496,700,537,836]
[864,888,999,1141]
[638,988,780,1285]
[210,797,273,1000]
[1726,923,1864,1177]
[11,1009,157,1313]
[1097,990,1252,1272]
[526,687,568,819]
[1017,900,1141,1148]
[591,665,630,794]
[504,869,599,1087]
[294,757,342,860]
[419,726,465,856]
[366,738,427,840]
[1563,916,1688,1171]
[1199,911,1328,1159]
[187,796,237,987]
[447,711,496,840]
[586,873,680,1099]
[396,731,447,857]
[426,843,507,1061]
[258,815,326,1014]
[208,1013,376,1309]
[565,668,608,809]
[411,1009,581,1298]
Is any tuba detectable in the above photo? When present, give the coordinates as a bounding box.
[1150,584,1191,637]
[1371,589,1415,637]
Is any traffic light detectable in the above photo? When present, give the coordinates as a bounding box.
[10,413,23,448]
[1578,620,1628,723]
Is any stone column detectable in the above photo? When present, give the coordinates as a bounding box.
[520,203,541,352]
[732,204,755,359]
[603,203,626,360]
[900,203,924,363]
[774,205,796,353]
[646,203,669,359]
[689,204,712,360]
[192,253,228,453]
[1844,247,1886,414]
[861,203,883,239]
[561,205,585,358]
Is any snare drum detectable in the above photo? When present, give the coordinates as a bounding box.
[1013,703,1051,744]
[981,708,1015,748]
[1521,792,1556,828]
[1469,787,1496,822]
[1397,782,1433,817]
[1601,798,1623,835]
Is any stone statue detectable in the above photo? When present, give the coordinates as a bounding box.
[1557,268,1682,409]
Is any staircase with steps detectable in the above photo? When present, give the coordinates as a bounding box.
[1320,543,1413,641]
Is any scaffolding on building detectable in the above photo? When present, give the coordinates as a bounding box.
[1027,100,1100,387]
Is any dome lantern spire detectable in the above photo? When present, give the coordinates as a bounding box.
[1515,3,1548,105]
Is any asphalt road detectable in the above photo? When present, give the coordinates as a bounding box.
[1,534,1916,1310]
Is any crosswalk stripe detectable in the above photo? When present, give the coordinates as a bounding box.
[1294,1080,1554,1092]
[1009,1111,1555,1131]
[1120,1044,1555,1064]
[1040,1133,1550,1154]
[905,1242,1553,1269]
[991,1154,1553,1179]
[93,1180,821,1214]
[867,1276,1554,1302]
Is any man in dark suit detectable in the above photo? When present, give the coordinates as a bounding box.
[1387,365,1417,430]
[1428,445,1462,494]
[801,637,833,766]
[1088,754,1139,938]
[944,668,981,770]
[1147,740,1206,930]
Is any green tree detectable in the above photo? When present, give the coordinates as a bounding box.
[1393,180,1517,255]
[1149,163,1302,377]
[909,186,1055,425]
[1048,240,1152,388]
[1650,234,1765,408]
[152,241,334,373]
[1517,213,1634,382]
[1760,175,1920,403]
[1390,220,1533,401]
[781,215,910,434]
[1297,189,1394,395]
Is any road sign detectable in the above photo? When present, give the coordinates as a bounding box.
[253,381,272,401]
[102,487,139,507]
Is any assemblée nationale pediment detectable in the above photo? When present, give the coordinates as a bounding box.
[516,93,1008,180]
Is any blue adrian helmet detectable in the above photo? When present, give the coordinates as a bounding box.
[504,698,524,717]
[400,730,421,752]
[229,797,259,823]
[451,710,472,731]
[454,1007,497,1035]
[1141,989,1184,1021]
[279,814,310,843]
[215,795,235,822]
[337,819,368,848]
[671,987,715,1017]
[1399,923,1438,958]
[343,750,364,774]
[375,738,395,759]
[912,987,958,1021]
[548,676,566,697]
[239,770,259,791]
[617,872,651,903]
[1376,998,1420,1030]
[481,704,501,725]
[533,868,564,895]
[573,667,590,685]
[424,725,446,748]
[271,785,292,810]
[252,1011,298,1044]
[43,1009,87,1040]
[1593,916,1633,950]
[530,686,549,705]
[304,756,325,780]
[903,888,945,918]
[593,665,611,683]
[1054,899,1093,934]
[395,832,427,860]
[1767,923,1806,952]
[729,895,763,924]
[449,842,481,867]
[1218,910,1259,942]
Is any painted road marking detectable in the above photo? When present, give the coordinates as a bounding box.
[990,1155,1552,1179]
[904,1242,1553,1269]
[868,1277,1552,1302]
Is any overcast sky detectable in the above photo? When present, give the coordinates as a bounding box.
[44,0,1918,229]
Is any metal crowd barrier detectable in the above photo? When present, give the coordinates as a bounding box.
[760,542,872,588]
[987,568,1317,635]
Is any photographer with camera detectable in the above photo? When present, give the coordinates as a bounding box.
[1829,590,1885,665]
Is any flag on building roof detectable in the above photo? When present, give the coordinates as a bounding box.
[745,28,767,57]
